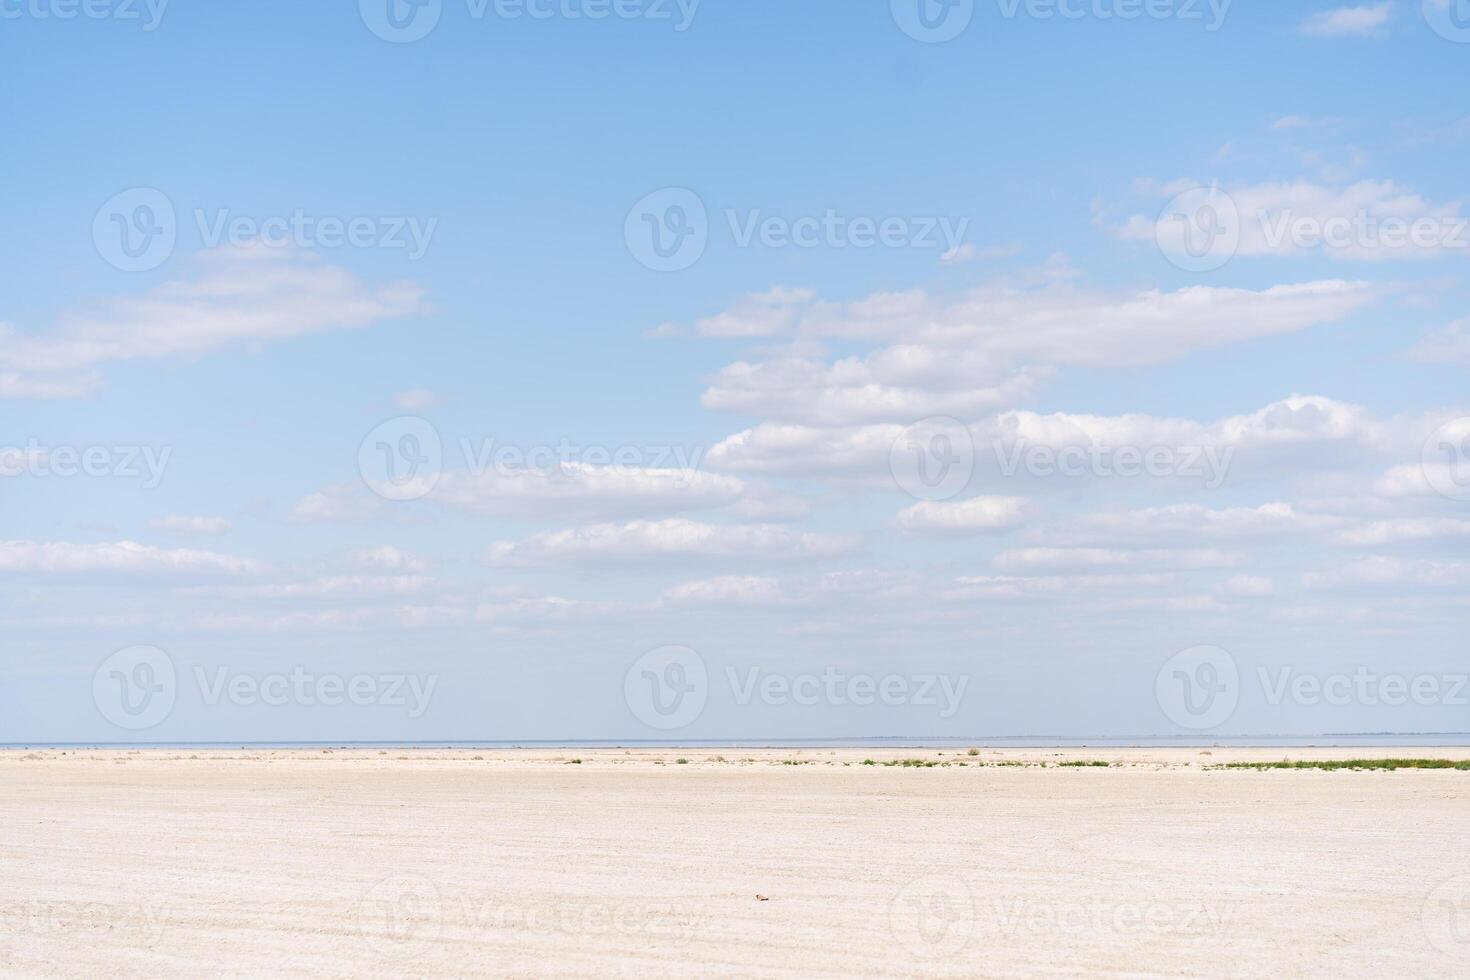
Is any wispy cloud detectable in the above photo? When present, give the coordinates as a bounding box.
[0,245,427,398]
[1299,3,1393,37]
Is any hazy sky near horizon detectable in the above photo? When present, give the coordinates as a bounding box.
[3,0,1468,742]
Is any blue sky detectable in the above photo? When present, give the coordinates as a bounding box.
[3,0,1469,742]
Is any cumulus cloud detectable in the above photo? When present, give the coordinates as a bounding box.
[485,518,859,566]
[662,575,795,606]
[430,464,745,520]
[1120,178,1466,260]
[1328,518,1470,547]
[1299,3,1392,37]
[992,547,1243,573]
[1304,556,1470,589]
[695,280,1378,428]
[148,515,232,536]
[1033,503,1337,546]
[0,540,261,575]
[1219,574,1276,597]
[896,496,1032,536]
[707,394,1424,486]
[292,464,745,524]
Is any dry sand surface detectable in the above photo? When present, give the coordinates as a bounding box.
[3,746,1470,978]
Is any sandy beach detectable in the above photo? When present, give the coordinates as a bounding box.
[3,746,1468,978]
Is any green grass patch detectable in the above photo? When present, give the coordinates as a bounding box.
[1215,758,1470,772]
[1057,760,1112,767]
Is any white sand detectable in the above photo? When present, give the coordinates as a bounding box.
[3,746,1469,978]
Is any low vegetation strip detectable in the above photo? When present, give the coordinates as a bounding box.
[1214,759,1470,771]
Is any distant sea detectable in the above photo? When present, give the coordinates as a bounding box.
[6,734,1470,750]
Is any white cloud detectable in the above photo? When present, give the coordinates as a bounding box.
[181,575,435,600]
[292,464,745,524]
[1121,178,1466,260]
[663,575,794,606]
[896,496,1032,535]
[692,287,815,338]
[696,281,1378,427]
[1304,556,1470,589]
[1299,3,1392,37]
[473,595,646,624]
[940,572,1175,601]
[0,246,427,398]
[1328,518,1470,547]
[1035,503,1335,545]
[993,547,1243,573]
[431,464,744,520]
[288,484,389,524]
[148,515,232,536]
[707,394,1417,485]
[939,243,1022,265]
[394,389,442,411]
[1407,317,1470,364]
[0,540,261,575]
[727,485,813,521]
[0,370,101,399]
[1219,574,1276,597]
[348,545,429,572]
[485,518,859,566]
